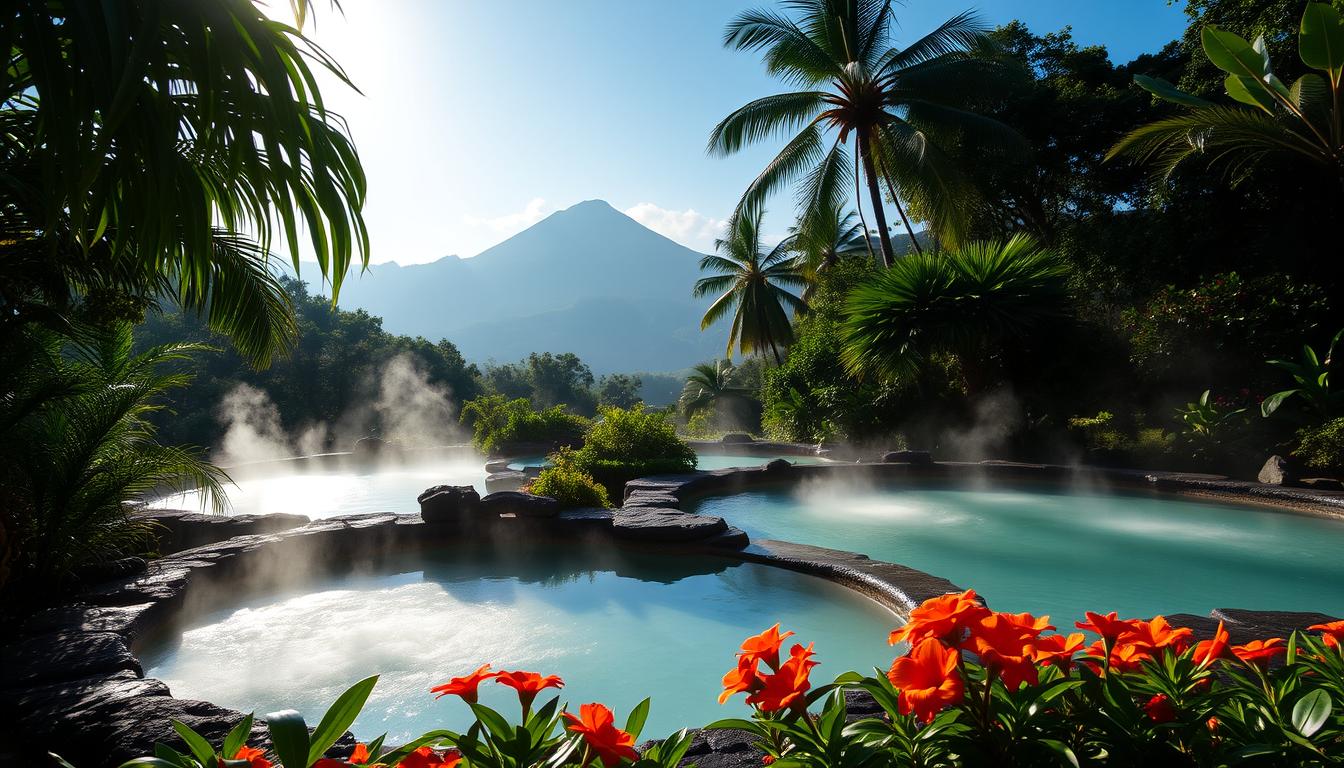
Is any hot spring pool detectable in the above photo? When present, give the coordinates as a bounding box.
[689,484,1344,623]
[149,460,490,518]
[506,453,831,471]
[139,551,894,741]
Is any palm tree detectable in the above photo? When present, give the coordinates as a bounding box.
[694,206,808,364]
[789,202,871,300]
[1109,4,1344,192]
[1,323,226,597]
[679,361,754,418]
[708,1,1021,266]
[840,234,1069,392]
[1,0,367,366]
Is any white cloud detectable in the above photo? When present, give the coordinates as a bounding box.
[623,203,725,252]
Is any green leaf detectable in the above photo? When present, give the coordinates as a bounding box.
[116,760,186,768]
[264,709,310,768]
[1292,688,1332,737]
[1226,74,1277,113]
[1203,26,1271,78]
[153,744,194,768]
[223,713,255,760]
[1261,389,1300,416]
[624,698,651,740]
[468,702,515,744]
[170,719,217,766]
[306,675,378,765]
[1301,2,1344,84]
[1039,739,1080,768]
[1133,75,1214,108]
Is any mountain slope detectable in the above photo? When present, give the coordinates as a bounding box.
[325,200,726,373]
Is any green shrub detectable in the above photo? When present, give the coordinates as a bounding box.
[459,395,589,454]
[524,448,611,509]
[573,405,696,495]
[1296,417,1344,475]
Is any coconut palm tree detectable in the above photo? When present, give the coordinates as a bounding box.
[840,234,1069,392]
[0,0,367,366]
[679,361,754,418]
[694,206,808,364]
[1109,3,1344,193]
[789,203,872,299]
[708,1,1022,266]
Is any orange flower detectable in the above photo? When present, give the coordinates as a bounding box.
[311,743,370,768]
[719,656,764,704]
[887,638,964,723]
[1075,611,1133,642]
[563,703,639,767]
[431,663,498,703]
[1309,620,1344,650]
[998,612,1055,636]
[350,744,370,765]
[1231,638,1286,667]
[228,746,272,768]
[890,590,990,646]
[1145,693,1177,723]
[962,614,1039,690]
[1029,633,1086,671]
[495,670,564,709]
[1191,622,1229,669]
[1086,638,1152,674]
[739,624,796,670]
[396,746,458,768]
[1122,617,1193,655]
[747,643,817,713]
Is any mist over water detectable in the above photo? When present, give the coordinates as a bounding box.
[141,554,896,741]
[692,485,1344,623]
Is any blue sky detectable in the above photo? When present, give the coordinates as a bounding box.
[291,0,1190,264]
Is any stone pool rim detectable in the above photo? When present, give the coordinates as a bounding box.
[12,457,1343,766]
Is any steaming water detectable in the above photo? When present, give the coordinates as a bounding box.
[506,453,832,471]
[140,551,894,741]
[689,486,1344,623]
[149,460,489,518]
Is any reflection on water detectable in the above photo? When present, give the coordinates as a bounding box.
[692,486,1344,623]
[507,453,832,471]
[141,549,895,741]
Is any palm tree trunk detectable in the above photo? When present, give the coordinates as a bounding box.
[881,173,925,256]
[852,142,877,266]
[857,130,896,267]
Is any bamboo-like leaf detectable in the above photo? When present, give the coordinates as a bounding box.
[306,675,378,765]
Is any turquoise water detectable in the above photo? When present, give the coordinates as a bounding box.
[506,453,831,471]
[690,485,1344,623]
[141,550,895,741]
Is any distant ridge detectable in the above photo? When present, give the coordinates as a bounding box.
[317,200,724,373]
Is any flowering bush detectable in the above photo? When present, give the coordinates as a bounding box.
[89,591,1344,768]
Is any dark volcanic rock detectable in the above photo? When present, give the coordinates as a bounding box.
[484,459,513,474]
[763,458,792,473]
[882,450,933,464]
[613,508,728,541]
[135,510,310,554]
[1257,455,1296,486]
[2,631,140,685]
[485,470,529,493]
[1299,477,1344,491]
[721,433,754,444]
[418,485,481,523]
[1211,608,1340,639]
[480,491,560,518]
[622,491,681,508]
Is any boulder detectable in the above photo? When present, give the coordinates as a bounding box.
[483,459,513,474]
[485,471,529,493]
[763,458,792,473]
[720,433,754,444]
[1257,455,1296,486]
[1,631,140,686]
[418,485,481,523]
[1299,477,1344,492]
[882,450,933,464]
[613,508,728,541]
[479,491,560,518]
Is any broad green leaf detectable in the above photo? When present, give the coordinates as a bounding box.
[1225,74,1277,113]
[1301,2,1344,83]
[372,731,456,767]
[624,698,651,740]
[153,744,194,768]
[307,675,378,765]
[1261,389,1300,416]
[1292,688,1332,737]
[1203,26,1271,78]
[264,709,310,768]
[223,714,255,760]
[1040,739,1081,768]
[170,719,217,766]
[468,702,515,743]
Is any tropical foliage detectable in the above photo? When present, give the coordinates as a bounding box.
[109,592,1344,768]
[694,205,808,363]
[1111,3,1344,193]
[678,361,753,419]
[459,396,590,456]
[571,406,697,496]
[0,323,224,600]
[1,0,367,366]
[709,0,1022,264]
[525,448,612,510]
